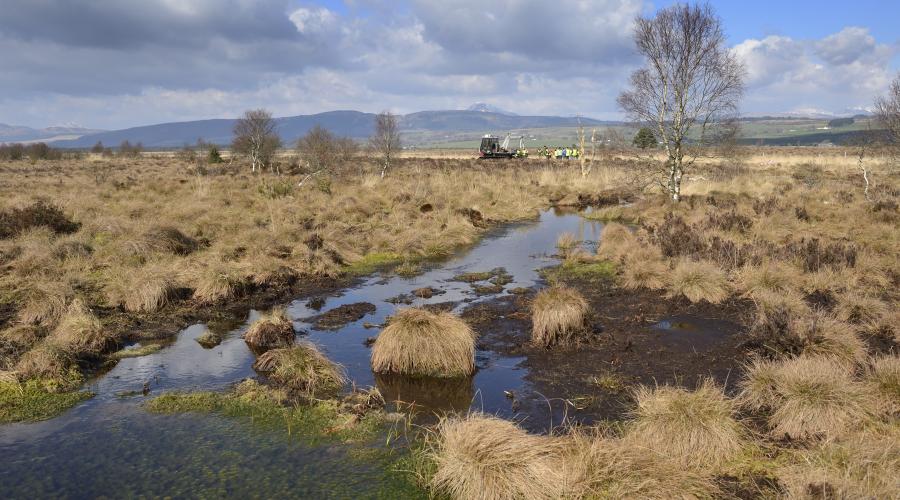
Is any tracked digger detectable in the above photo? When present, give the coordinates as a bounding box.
[478,133,527,159]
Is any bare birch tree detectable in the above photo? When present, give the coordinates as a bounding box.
[617,3,744,201]
[370,111,401,178]
[232,109,281,173]
[875,72,900,154]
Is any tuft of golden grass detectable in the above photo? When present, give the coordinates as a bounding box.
[17,280,73,327]
[620,247,668,290]
[105,264,179,313]
[864,355,900,416]
[624,380,745,469]
[735,261,799,298]
[242,308,295,348]
[49,298,113,356]
[428,413,572,500]
[371,308,475,378]
[187,260,247,304]
[777,423,900,499]
[531,285,589,347]
[666,259,730,304]
[14,342,75,383]
[835,291,888,329]
[252,341,346,399]
[555,232,578,258]
[596,222,636,261]
[792,311,867,366]
[740,355,871,440]
[566,431,719,499]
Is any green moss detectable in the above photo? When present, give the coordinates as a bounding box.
[344,252,403,276]
[109,343,162,359]
[0,380,94,423]
[542,260,617,282]
[145,381,386,443]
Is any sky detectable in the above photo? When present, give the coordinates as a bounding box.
[0,0,898,130]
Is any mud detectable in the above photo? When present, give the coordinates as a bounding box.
[462,281,751,431]
[307,302,377,330]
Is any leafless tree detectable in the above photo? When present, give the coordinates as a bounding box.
[369,111,401,178]
[875,72,900,152]
[232,109,281,173]
[617,3,744,201]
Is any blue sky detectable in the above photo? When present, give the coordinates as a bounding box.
[0,0,897,129]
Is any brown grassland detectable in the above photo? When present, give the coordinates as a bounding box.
[0,146,898,497]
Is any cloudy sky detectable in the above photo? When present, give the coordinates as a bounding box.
[1,0,898,129]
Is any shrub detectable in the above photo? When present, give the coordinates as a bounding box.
[242,308,295,349]
[252,342,346,399]
[371,308,475,377]
[428,414,571,500]
[0,201,80,240]
[666,259,730,304]
[531,285,589,347]
[625,380,745,469]
[739,355,870,440]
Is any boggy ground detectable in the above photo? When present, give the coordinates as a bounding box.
[464,281,751,430]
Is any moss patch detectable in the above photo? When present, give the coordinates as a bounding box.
[0,380,94,423]
[542,260,617,283]
[109,343,162,359]
[145,380,387,443]
[345,252,403,276]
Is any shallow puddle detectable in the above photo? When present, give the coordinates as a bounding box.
[0,208,603,497]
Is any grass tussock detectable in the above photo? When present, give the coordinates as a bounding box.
[252,342,346,399]
[142,225,199,255]
[555,232,578,257]
[13,343,76,384]
[195,328,223,348]
[109,343,162,360]
[371,308,475,378]
[740,355,871,440]
[427,414,572,500]
[187,260,247,304]
[777,423,900,499]
[105,265,179,312]
[620,247,668,290]
[625,380,745,469]
[17,280,73,326]
[50,298,113,356]
[531,285,589,347]
[864,355,900,416]
[666,259,730,304]
[736,261,799,298]
[596,222,637,260]
[242,308,295,349]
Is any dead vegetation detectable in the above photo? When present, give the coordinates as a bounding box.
[530,285,590,347]
[371,308,475,377]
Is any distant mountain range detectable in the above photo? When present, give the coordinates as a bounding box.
[48,109,612,149]
[0,123,105,144]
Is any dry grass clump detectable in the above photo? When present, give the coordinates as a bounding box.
[624,380,745,469]
[187,261,247,304]
[777,423,900,499]
[531,285,589,347]
[105,265,179,312]
[864,355,900,416]
[252,342,346,399]
[567,431,719,499]
[620,247,668,290]
[49,298,113,356]
[371,308,475,377]
[834,291,888,327]
[792,312,867,366]
[14,343,75,382]
[428,414,572,500]
[555,232,578,257]
[242,308,295,349]
[666,259,730,304]
[740,355,870,440]
[17,280,73,326]
[596,222,637,260]
[735,261,799,298]
[142,225,198,255]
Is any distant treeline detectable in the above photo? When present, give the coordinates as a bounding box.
[0,142,68,161]
[739,129,890,146]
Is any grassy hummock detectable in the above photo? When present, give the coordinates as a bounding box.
[146,380,386,443]
[109,343,162,360]
[0,379,94,423]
